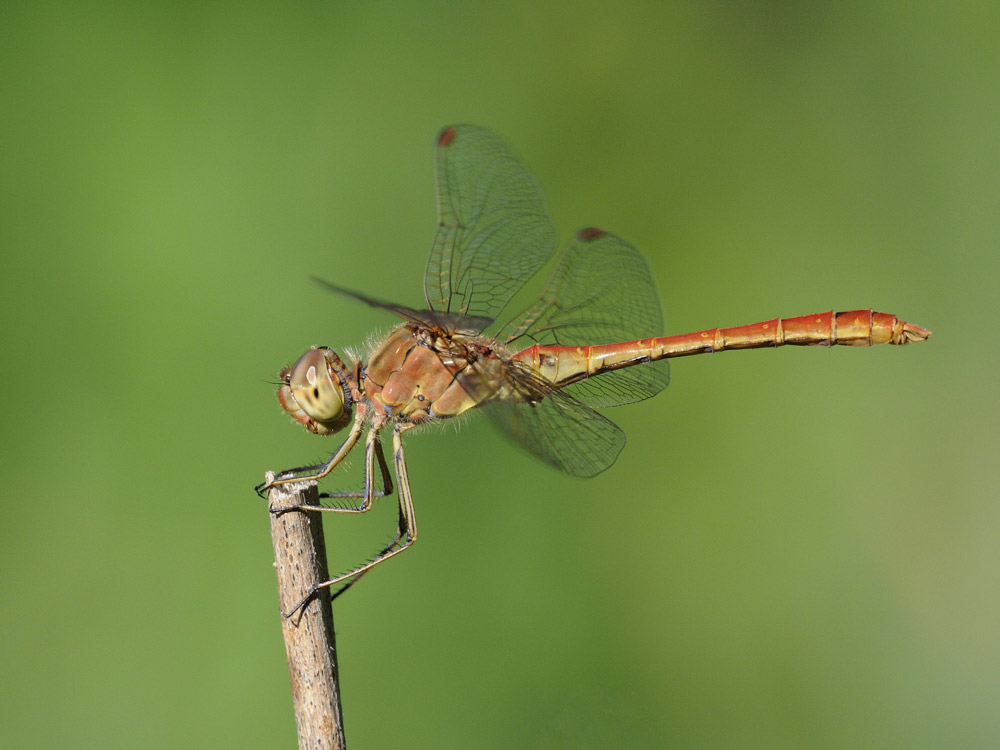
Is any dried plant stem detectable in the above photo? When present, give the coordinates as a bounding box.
[266,473,346,750]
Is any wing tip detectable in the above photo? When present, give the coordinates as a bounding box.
[577,227,607,242]
[437,126,458,147]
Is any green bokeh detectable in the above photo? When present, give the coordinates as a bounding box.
[2,2,996,748]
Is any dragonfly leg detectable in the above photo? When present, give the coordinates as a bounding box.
[255,412,364,498]
[281,424,418,615]
[294,429,393,513]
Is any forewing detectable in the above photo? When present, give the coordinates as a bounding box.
[498,228,670,408]
[425,125,557,321]
[312,278,492,333]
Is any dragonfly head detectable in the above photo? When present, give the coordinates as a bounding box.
[277,347,351,436]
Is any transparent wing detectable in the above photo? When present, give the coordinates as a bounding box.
[497,228,670,408]
[424,125,557,321]
[312,277,492,333]
[484,375,626,478]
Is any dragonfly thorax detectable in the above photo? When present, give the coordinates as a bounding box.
[363,324,506,423]
[278,347,352,435]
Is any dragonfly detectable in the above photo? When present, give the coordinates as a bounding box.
[261,124,930,614]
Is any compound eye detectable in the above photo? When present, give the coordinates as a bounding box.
[287,349,346,424]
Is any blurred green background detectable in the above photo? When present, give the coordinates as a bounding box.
[2,2,996,748]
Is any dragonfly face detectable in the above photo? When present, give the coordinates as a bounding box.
[278,347,351,436]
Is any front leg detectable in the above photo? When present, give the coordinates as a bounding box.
[291,428,393,513]
[254,411,365,498]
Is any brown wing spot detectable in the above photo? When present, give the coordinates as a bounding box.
[578,227,605,242]
[438,126,457,147]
